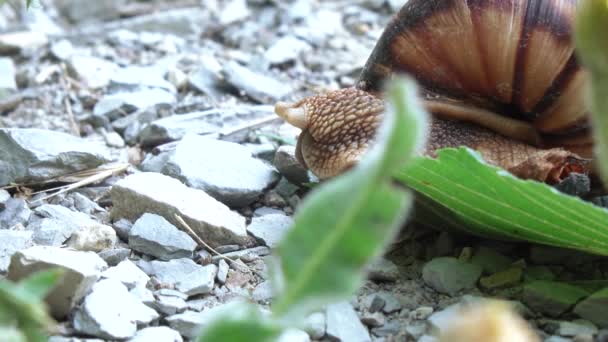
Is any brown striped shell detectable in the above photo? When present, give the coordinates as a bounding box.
[358,0,591,157]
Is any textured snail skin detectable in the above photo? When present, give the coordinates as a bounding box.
[275,0,593,182]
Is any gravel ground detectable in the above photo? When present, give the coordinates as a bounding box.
[1,0,607,341]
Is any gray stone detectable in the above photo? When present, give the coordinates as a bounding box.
[219,0,250,25]
[49,39,74,61]
[129,326,183,342]
[187,56,223,99]
[55,0,121,23]
[265,36,311,65]
[130,284,155,305]
[67,55,119,89]
[304,312,326,339]
[162,134,279,207]
[128,213,197,260]
[66,223,117,252]
[216,259,229,284]
[326,301,371,342]
[0,31,48,55]
[29,218,71,246]
[101,259,149,290]
[152,292,188,316]
[405,323,427,339]
[247,213,293,248]
[33,204,116,252]
[138,110,222,147]
[0,57,17,97]
[0,230,33,272]
[0,128,110,187]
[273,145,309,185]
[211,246,270,263]
[103,131,125,148]
[222,61,292,103]
[112,218,132,242]
[545,320,598,337]
[364,293,385,313]
[104,8,204,36]
[252,280,273,303]
[371,320,401,337]
[98,247,130,266]
[409,306,434,320]
[94,88,175,121]
[422,257,483,295]
[0,189,9,207]
[573,287,608,328]
[366,257,400,282]
[137,258,217,296]
[360,312,385,327]
[277,328,311,342]
[0,198,31,229]
[378,292,402,314]
[110,172,248,247]
[523,281,589,317]
[73,279,159,340]
[253,207,285,217]
[174,264,218,296]
[7,246,107,319]
[110,65,176,93]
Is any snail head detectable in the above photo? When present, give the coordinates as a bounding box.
[275,87,385,179]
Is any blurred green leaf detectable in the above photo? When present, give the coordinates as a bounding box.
[0,269,63,342]
[575,0,608,185]
[271,78,428,318]
[196,302,281,342]
[396,147,608,256]
[19,269,63,300]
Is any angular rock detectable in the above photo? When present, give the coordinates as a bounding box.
[326,301,371,342]
[110,65,176,93]
[265,36,311,65]
[0,128,110,186]
[273,145,309,185]
[34,204,116,252]
[523,281,589,317]
[222,61,292,103]
[7,246,108,319]
[277,328,311,342]
[94,88,176,121]
[129,326,183,342]
[128,213,197,260]
[0,189,9,207]
[49,39,74,61]
[152,292,188,316]
[98,247,131,267]
[574,287,608,328]
[138,110,222,147]
[0,198,31,229]
[105,7,204,36]
[101,259,150,290]
[479,267,523,290]
[366,257,400,282]
[161,135,279,207]
[137,258,217,296]
[54,0,121,23]
[28,218,72,246]
[304,312,326,339]
[0,31,48,55]
[219,0,250,25]
[216,259,229,284]
[67,55,118,89]
[110,172,248,247]
[0,230,33,272]
[427,302,465,334]
[0,57,17,97]
[544,319,598,337]
[247,213,293,248]
[73,279,159,340]
[422,257,483,295]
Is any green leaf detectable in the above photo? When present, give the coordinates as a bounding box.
[196,302,281,342]
[271,77,428,317]
[0,269,63,342]
[575,0,608,185]
[396,147,608,256]
[19,269,63,300]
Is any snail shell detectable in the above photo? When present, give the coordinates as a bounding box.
[276,0,592,181]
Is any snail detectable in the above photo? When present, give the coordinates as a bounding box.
[275,0,594,184]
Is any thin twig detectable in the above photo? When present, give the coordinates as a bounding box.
[174,214,264,277]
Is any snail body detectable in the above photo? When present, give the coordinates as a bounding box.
[276,0,592,183]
